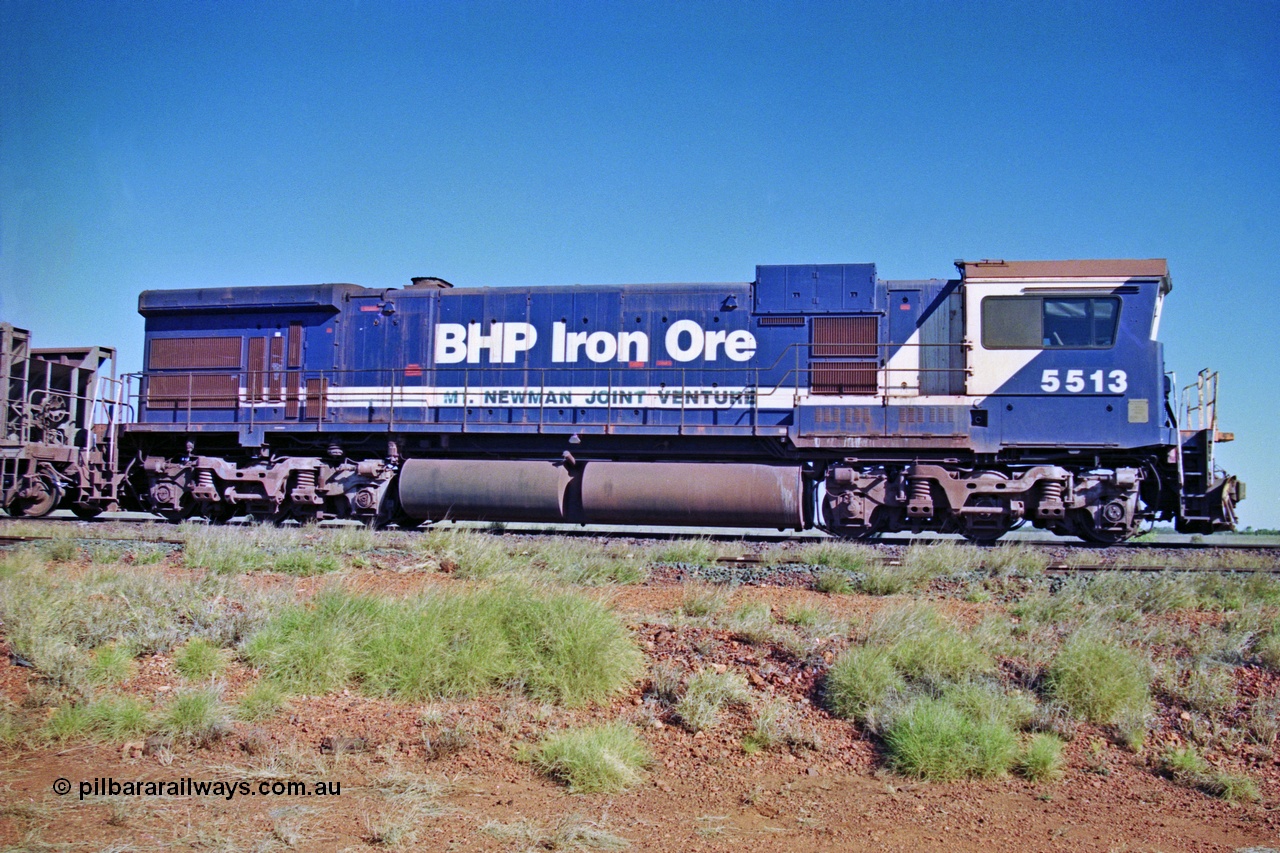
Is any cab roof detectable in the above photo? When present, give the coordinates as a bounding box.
[957,259,1169,280]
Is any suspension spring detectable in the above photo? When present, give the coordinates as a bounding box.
[197,469,214,490]
[1038,480,1065,519]
[907,477,933,516]
[288,468,320,507]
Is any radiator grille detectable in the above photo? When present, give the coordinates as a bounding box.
[811,362,878,395]
[304,378,328,420]
[146,374,239,409]
[247,338,265,402]
[148,337,241,369]
[812,316,878,358]
[285,373,301,418]
[287,323,303,368]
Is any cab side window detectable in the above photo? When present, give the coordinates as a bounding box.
[983,296,1120,349]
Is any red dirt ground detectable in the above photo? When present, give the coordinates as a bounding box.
[2,553,1278,852]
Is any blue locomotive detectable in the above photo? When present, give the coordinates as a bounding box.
[0,259,1243,543]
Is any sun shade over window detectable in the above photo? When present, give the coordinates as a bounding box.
[982,296,1120,349]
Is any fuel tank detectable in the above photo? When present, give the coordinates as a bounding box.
[396,459,806,528]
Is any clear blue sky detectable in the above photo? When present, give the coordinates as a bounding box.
[2,1,1277,527]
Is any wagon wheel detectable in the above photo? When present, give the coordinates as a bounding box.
[8,475,61,518]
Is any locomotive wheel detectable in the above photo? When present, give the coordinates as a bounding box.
[960,529,1008,544]
[70,502,103,520]
[247,508,287,526]
[833,513,888,540]
[959,495,1010,544]
[1077,520,1134,546]
[1070,507,1135,545]
[824,504,890,540]
[66,488,103,520]
[200,502,236,524]
[9,476,60,518]
[156,497,195,523]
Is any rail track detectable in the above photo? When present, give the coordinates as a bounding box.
[3,516,1277,576]
[2,512,1278,547]
[710,554,1280,576]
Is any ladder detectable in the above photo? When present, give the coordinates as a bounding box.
[1178,369,1238,532]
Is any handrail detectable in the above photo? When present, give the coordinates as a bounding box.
[1182,369,1218,433]
[129,359,974,441]
[123,333,975,438]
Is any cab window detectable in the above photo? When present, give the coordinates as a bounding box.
[982,296,1120,349]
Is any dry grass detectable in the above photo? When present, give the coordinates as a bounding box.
[244,583,642,705]
[531,722,651,793]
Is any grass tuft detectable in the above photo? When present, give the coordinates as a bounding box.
[825,646,904,723]
[1245,697,1280,746]
[782,602,843,636]
[1161,744,1260,802]
[868,604,994,682]
[270,551,341,576]
[1048,636,1151,725]
[482,815,629,850]
[88,643,135,686]
[674,670,752,732]
[237,682,287,722]
[980,544,1050,577]
[884,695,1018,781]
[0,558,270,694]
[850,543,982,596]
[245,585,642,706]
[532,722,650,793]
[855,544,980,595]
[649,538,732,568]
[897,541,981,579]
[42,694,152,744]
[159,688,230,746]
[44,703,93,742]
[1161,662,1237,715]
[813,569,855,595]
[743,699,822,754]
[173,637,225,681]
[528,537,648,585]
[1255,623,1280,670]
[794,542,873,573]
[415,528,512,579]
[722,602,776,645]
[942,681,1037,730]
[0,699,22,745]
[89,695,153,741]
[679,584,729,617]
[1016,733,1065,782]
[646,663,683,705]
[44,539,81,563]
